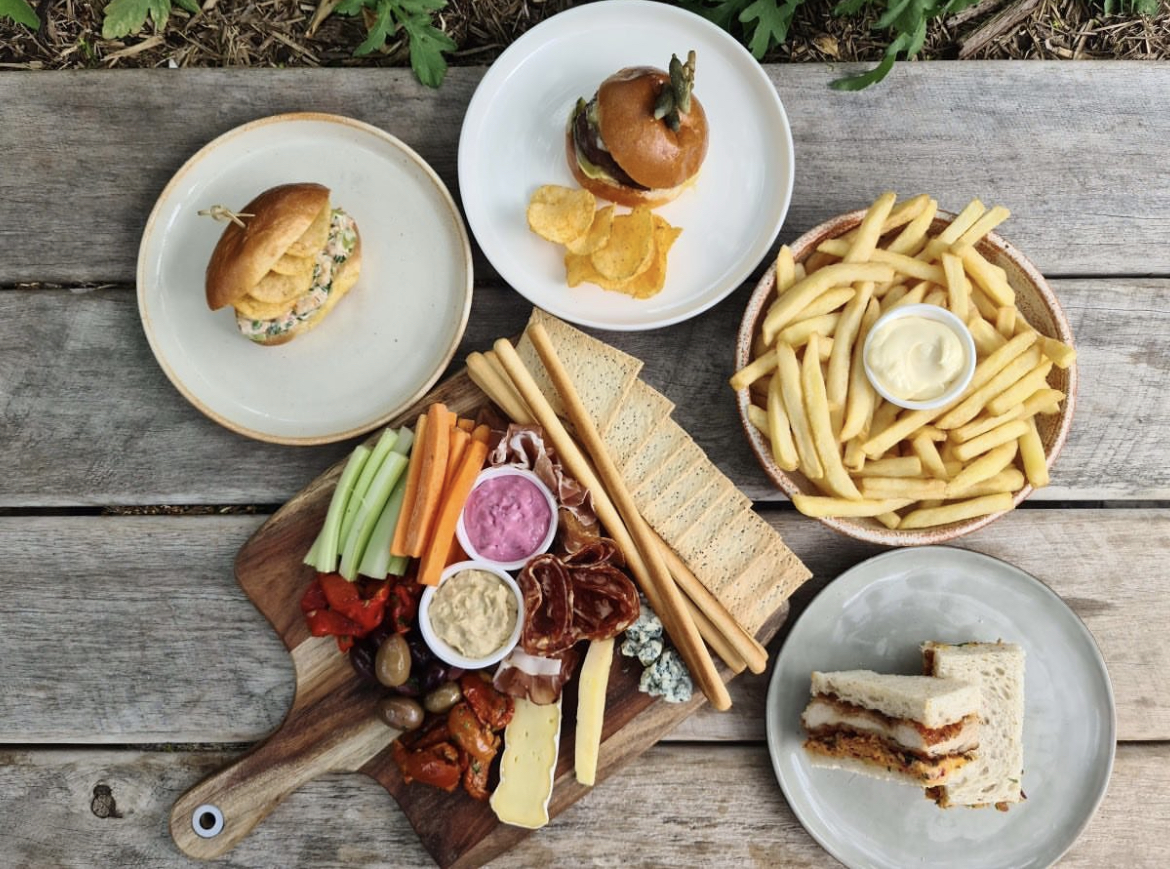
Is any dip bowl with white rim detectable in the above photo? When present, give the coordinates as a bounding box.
[862,303,977,411]
[456,467,559,571]
[419,560,525,670]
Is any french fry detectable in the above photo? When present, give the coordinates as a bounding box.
[1022,387,1065,417]
[856,456,923,477]
[969,285,1001,321]
[995,305,1017,339]
[778,313,841,347]
[942,253,968,322]
[860,476,947,500]
[968,314,1007,356]
[839,297,881,442]
[775,245,796,294]
[882,283,910,308]
[840,194,931,244]
[775,342,824,480]
[945,467,1026,499]
[887,198,938,256]
[843,437,867,472]
[912,432,949,479]
[916,425,947,442]
[934,341,1042,431]
[899,492,1014,529]
[951,406,1024,443]
[802,334,862,499]
[944,441,1019,496]
[870,249,946,284]
[747,403,769,434]
[762,263,895,341]
[766,372,800,472]
[729,352,778,392]
[986,360,1054,416]
[1039,336,1077,369]
[952,418,1029,462]
[1019,416,1050,487]
[918,198,985,262]
[885,281,928,311]
[923,288,948,308]
[792,494,913,518]
[844,191,897,262]
[791,287,856,322]
[958,245,1015,307]
[952,205,1010,253]
[827,282,875,436]
[875,511,902,529]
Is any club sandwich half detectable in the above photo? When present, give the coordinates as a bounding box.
[801,669,981,787]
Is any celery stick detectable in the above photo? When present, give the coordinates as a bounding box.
[356,477,408,579]
[387,555,410,577]
[392,424,415,456]
[304,444,371,572]
[339,452,409,580]
[338,428,399,548]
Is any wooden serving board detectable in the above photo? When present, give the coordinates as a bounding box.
[169,366,790,868]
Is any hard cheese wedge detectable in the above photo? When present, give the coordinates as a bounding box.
[490,697,562,829]
[575,638,615,786]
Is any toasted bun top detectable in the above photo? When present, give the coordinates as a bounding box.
[597,67,708,191]
[205,183,331,310]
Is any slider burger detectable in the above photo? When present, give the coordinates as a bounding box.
[205,182,361,345]
[567,50,708,208]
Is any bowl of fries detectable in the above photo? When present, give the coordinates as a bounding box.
[731,193,1078,545]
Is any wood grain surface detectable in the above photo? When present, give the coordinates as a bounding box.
[2,743,1166,868]
[1,279,1167,506]
[3,60,1168,869]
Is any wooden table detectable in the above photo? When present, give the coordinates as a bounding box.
[2,61,1169,867]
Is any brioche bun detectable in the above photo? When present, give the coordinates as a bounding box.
[203,182,362,345]
[597,67,708,191]
[565,130,696,209]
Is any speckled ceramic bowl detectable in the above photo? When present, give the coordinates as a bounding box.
[734,208,1077,546]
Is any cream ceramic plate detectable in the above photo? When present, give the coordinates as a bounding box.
[768,547,1114,869]
[458,0,794,331]
[138,113,472,445]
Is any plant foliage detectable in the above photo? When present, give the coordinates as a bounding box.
[101,0,199,39]
[336,0,456,88]
[1,0,40,29]
[680,0,807,58]
[1102,0,1159,15]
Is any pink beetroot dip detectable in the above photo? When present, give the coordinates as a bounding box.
[462,474,552,563]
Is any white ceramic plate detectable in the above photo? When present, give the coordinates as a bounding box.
[457,0,794,331]
[768,547,1115,869]
[138,113,473,445]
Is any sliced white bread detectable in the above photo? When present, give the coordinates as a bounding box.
[922,641,1025,808]
[809,670,981,729]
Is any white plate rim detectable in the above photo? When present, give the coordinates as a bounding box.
[137,111,473,446]
[766,545,1117,869]
[457,0,794,331]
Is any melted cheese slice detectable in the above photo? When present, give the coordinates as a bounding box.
[490,697,562,829]
[575,638,614,786]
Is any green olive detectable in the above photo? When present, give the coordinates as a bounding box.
[423,681,463,714]
[377,696,424,731]
[375,633,411,688]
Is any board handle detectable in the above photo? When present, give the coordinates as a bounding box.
[170,708,399,860]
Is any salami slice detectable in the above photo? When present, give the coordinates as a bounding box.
[518,555,576,655]
[570,565,640,641]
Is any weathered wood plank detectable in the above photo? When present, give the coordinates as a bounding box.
[1,64,1169,284]
[0,510,1164,744]
[0,278,1165,506]
[0,742,1164,868]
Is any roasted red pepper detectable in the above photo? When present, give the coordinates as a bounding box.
[299,577,328,614]
[448,701,500,766]
[391,739,462,792]
[460,673,515,731]
[301,575,413,652]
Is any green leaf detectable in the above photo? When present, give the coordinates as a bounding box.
[335,0,372,14]
[101,0,172,38]
[833,0,869,16]
[873,0,912,29]
[395,0,447,12]
[739,0,805,58]
[400,9,456,88]
[829,50,897,91]
[353,0,395,55]
[0,0,39,28]
[680,0,753,31]
[174,0,199,13]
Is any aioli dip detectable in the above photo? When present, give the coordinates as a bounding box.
[462,474,553,563]
[865,315,967,401]
[429,569,519,659]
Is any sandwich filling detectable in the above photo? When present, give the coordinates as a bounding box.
[804,731,973,786]
[802,694,981,759]
[568,98,648,191]
[236,208,358,342]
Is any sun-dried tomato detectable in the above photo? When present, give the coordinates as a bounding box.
[391,739,462,793]
[460,673,515,731]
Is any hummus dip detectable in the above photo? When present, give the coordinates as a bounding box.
[429,569,518,659]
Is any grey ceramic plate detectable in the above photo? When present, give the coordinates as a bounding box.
[767,547,1115,869]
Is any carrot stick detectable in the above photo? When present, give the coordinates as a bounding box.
[455,417,474,433]
[470,423,491,444]
[404,403,451,558]
[418,437,490,586]
[445,426,471,488]
[390,413,427,558]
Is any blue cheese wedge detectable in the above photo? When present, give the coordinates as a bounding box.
[490,697,562,829]
[639,648,693,703]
